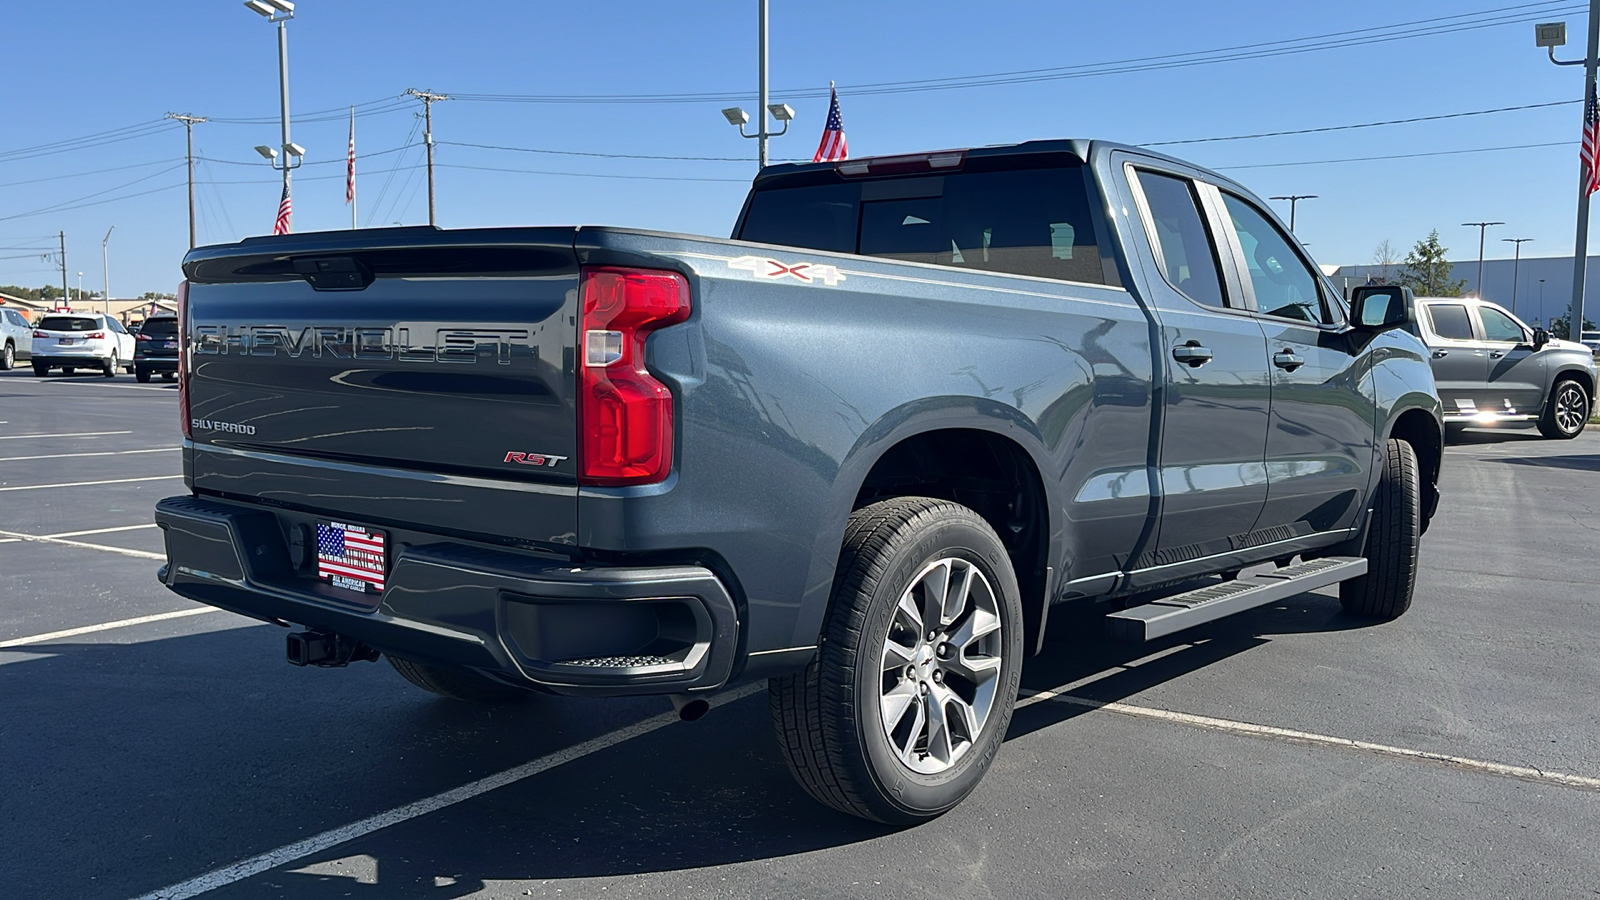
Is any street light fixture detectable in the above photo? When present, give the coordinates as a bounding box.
[1502,237,1534,318]
[719,0,793,167]
[1269,194,1317,232]
[721,107,749,127]
[767,103,795,122]
[245,0,300,233]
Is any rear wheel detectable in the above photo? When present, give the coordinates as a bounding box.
[1537,378,1590,439]
[102,352,118,378]
[1,341,13,370]
[386,656,533,703]
[32,360,48,377]
[63,366,75,375]
[769,497,1023,823]
[161,371,177,382]
[1339,439,1420,620]
[135,367,152,383]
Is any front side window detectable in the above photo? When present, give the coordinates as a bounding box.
[1425,304,1475,341]
[1135,171,1227,309]
[1479,306,1525,343]
[1222,194,1330,325]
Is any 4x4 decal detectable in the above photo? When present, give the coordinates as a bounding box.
[728,255,846,286]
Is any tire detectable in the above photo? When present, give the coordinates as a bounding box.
[769,496,1024,824]
[1339,439,1421,620]
[1,341,13,371]
[135,367,151,383]
[162,372,177,382]
[32,360,48,377]
[386,656,533,703]
[63,366,75,375]
[1537,378,1590,439]
[103,352,118,378]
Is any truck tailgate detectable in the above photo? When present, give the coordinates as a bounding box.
[181,228,581,546]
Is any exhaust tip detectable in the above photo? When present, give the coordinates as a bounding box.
[670,694,710,722]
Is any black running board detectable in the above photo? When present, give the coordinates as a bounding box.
[1106,556,1367,642]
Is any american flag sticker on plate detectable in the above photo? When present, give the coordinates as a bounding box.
[317,521,386,593]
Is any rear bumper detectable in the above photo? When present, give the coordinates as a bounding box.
[133,355,178,372]
[35,351,113,365]
[154,495,740,697]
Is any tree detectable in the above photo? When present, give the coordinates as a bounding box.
[1549,314,1598,339]
[1397,230,1467,297]
[1369,239,1402,285]
[139,291,177,302]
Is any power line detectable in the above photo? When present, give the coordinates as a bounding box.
[436,163,750,183]
[0,165,187,223]
[1214,140,1569,170]
[1146,99,1579,146]
[450,2,1581,104]
[437,140,751,162]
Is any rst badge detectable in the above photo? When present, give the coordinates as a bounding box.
[728,255,846,286]
[504,451,567,467]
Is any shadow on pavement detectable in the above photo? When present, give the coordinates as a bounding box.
[1443,428,1546,445]
[7,586,1374,898]
[1497,454,1600,472]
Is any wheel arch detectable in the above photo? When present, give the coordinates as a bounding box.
[1383,404,1442,530]
[1551,365,1595,399]
[794,398,1063,658]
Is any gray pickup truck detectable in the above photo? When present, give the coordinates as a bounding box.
[155,139,1442,823]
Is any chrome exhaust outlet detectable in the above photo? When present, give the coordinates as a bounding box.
[669,694,710,722]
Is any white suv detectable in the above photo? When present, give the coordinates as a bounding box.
[0,307,33,370]
[31,313,136,377]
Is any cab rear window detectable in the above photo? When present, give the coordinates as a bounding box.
[738,162,1107,285]
[38,316,97,332]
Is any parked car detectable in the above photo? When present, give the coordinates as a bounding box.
[30,313,136,377]
[133,313,180,382]
[0,307,34,370]
[1358,289,1597,439]
[156,139,1443,823]
[1581,329,1600,357]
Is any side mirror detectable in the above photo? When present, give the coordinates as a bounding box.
[1349,284,1415,331]
[1532,327,1550,351]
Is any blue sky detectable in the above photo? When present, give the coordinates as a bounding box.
[0,0,1589,297]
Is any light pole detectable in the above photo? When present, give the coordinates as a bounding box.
[1540,13,1598,340]
[1269,194,1317,232]
[1540,278,1547,325]
[1462,221,1504,296]
[720,0,795,168]
[77,272,83,306]
[101,226,114,315]
[1502,237,1533,318]
[245,0,302,231]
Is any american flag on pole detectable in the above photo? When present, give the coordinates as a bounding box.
[317,522,386,591]
[346,107,357,205]
[1584,81,1600,197]
[813,83,848,163]
[272,183,292,235]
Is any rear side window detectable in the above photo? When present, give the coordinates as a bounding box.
[1425,304,1474,340]
[39,316,98,332]
[737,164,1106,284]
[141,317,179,337]
[1135,171,1228,309]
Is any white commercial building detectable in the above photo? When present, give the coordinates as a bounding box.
[1330,255,1596,330]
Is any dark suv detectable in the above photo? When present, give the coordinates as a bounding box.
[133,314,180,382]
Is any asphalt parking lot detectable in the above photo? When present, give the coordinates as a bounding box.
[3,368,1598,900]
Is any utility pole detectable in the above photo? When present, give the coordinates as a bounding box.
[166,114,206,248]
[1502,237,1533,318]
[102,226,114,315]
[1269,194,1317,232]
[758,0,770,168]
[58,231,68,309]
[1462,221,1504,297]
[1542,9,1600,339]
[406,89,449,226]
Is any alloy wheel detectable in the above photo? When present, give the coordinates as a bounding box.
[878,557,1004,775]
[1555,383,1589,435]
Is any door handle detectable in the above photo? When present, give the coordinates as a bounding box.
[1489,350,1505,359]
[1272,350,1305,371]
[1432,349,1449,359]
[1172,342,1213,367]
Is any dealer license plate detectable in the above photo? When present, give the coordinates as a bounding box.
[315,521,387,594]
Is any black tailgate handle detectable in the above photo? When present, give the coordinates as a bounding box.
[292,256,374,291]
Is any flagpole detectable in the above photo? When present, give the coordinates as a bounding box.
[349,105,357,230]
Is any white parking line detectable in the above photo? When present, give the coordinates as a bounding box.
[46,523,158,538]
[0,447,177,462]
[0,528,165,559]
[1017,688,1600,792]
[126,682,764,900]
[0,430,132,441]
[0,607,221,649]
[38,381,177,392]
[0,474,181,492]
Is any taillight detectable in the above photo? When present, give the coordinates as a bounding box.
[835,150,966,177]
[135,332,152,341]
[32,331,47,339]
[577,266,690,486]
[86,332,106,340]
[176,281,191,440]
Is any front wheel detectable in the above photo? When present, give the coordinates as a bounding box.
[770,497,1023,823]
[1340,439,1420,620]
[1537,379,1590,439]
